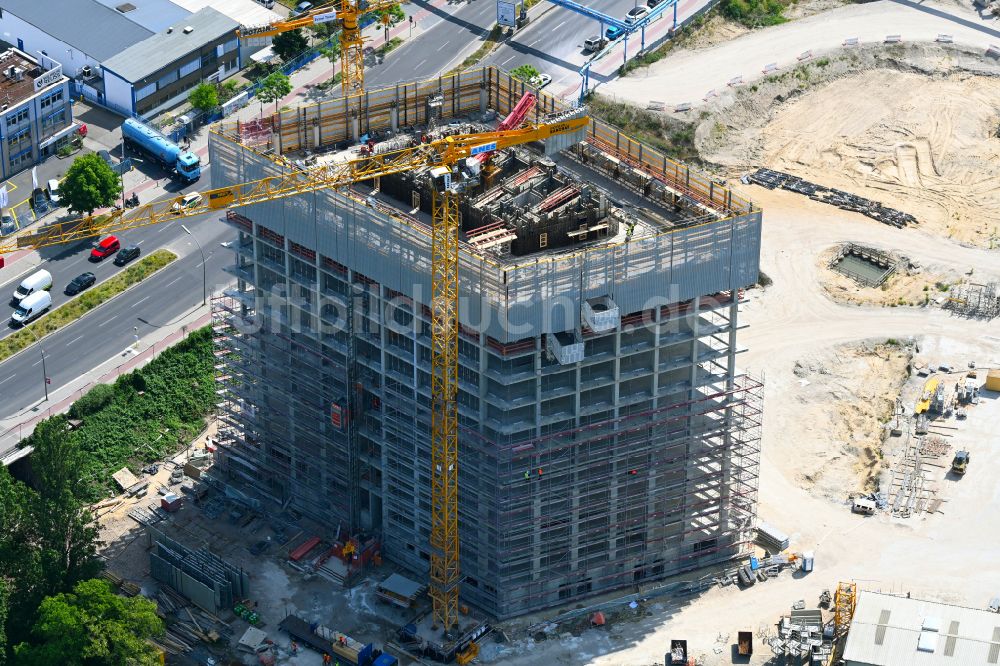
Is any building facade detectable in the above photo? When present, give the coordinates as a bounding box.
[0,49,74,179]
[102,8,240,117]
[209,68,763,619]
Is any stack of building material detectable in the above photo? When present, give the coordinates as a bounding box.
[755,521,790,552]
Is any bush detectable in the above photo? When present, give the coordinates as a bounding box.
[720,0,789,27]
[21,326,216,501]
[510,64,540,82]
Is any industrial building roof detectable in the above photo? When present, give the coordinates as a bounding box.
[0,0,155,62]
[102,7,239,83]
[90,0,192,33]
[843,592,1000,666]
[169,0,280,28]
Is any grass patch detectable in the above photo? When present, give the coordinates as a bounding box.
[447,24,503,76]
[21,326,215,501]
[587,96,699,162]
[376,37,404,56]
[0,249,176,363]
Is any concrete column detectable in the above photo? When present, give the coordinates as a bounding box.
[479,85,488,114]
[390,105,399,133]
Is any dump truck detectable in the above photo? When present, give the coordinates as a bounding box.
[279,615,397,666]
[952,450,970,475]
[738,630,753,657]
[121,118,201,183]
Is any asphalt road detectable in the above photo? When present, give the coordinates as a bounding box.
[0,199,233,420]
[482,0,643,90]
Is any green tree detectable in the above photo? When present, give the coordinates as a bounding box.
[319,42,341,85]
[0,579,9,665]
[219,79,241,103]
[187,82,218,113]
[509,64,540,83]
[373,4,405,25]
[14,579,163,666]
[271,29,309,62]
[0,465,44,653]
[60,154,122,216]
[29,420,101,594]
[257,72,292,114]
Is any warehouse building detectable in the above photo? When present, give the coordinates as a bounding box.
[210,68,763,619]
[102,8,240,117]
[0,48,74,178]
[0,0,243,117]
[843,591,1000,665]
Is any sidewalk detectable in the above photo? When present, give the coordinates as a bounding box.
[0,304,212,461]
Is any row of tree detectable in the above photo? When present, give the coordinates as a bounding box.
[0,422,163,664]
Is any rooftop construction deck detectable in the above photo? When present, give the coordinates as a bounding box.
[208,66,764,625]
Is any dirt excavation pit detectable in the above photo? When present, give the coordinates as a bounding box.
[818,244,964,307]
[773,341,912,502]
[698,53,1000,248]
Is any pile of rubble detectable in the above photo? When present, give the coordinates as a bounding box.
[744,169,917,228]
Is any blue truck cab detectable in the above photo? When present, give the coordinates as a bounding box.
[121,118,201,183]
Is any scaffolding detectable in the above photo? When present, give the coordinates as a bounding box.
[207,65,764,619]
[944,282,1000,319]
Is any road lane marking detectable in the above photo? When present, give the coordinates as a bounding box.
[135,296,151,306]
[163,275,183,288]
[31,360,41,367]
[417,58,427,69]
[500,54,516,66]
[552,20,566,32]
[99,314,118,327]
[0,374,15,384]
[66,334,84,346]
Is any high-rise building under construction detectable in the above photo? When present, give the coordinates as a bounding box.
[211,68,763,619]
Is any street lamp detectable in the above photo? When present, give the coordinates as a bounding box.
[24,326,49,402]
[181,224,207,307]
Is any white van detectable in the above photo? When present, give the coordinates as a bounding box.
[11,290,51,326]
[12,269,52,303]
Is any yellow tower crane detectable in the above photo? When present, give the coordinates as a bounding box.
[238,0,401,97]
[0,116,589,633]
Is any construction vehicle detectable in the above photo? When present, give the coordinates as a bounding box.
[121,118,201,183]
[0,115,589,638]
[238,0,401,96]
[951,450,970,475]
[279,615,397,666]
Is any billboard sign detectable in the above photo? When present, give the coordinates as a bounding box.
[497,0,517,27]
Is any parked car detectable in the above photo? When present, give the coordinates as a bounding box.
[90,235,120,261]
[529,73,552,89]
[605,25,625,40]
[647,0,665,7]
[47,179,61,205]
[256,0,275,7]
[171,192,203,214]
[76,123,88,138]
[114,245,141,266]
[12,269,52,304]
[65,272,96,295]
[624,6,650,25]
[30,188,48,212]
[98,149,114,168]
[584,36,605,52]
[11,291,51,326]
[293,1,314,15]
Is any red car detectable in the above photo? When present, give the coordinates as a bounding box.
[90,235,120,261]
